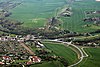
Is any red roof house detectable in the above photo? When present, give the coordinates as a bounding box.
[2,56,11,61]
[0,62,4,65]
[29,56,41,63]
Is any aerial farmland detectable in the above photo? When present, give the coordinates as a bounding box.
[0,0,100,67]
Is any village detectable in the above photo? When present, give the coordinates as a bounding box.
[0,0,22,10]
[0,0,100,67]
[0,0,22,19]
[0,34,70,67]
[0,34,45,66]
[84,10,100,24]
[0,33,99,66]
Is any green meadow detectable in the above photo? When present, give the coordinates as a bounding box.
[62,0,100,33]
[77,48,100,67]
[9,0,100,32]
[9,0,66,28]
[30,61,64,67]
[43,42,78,65]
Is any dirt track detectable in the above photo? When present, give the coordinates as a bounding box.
[19,42,34,55]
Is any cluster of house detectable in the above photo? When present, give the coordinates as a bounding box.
[24,35,45,48]
[74,42,99,47]
[24,34,37,41]
[84,10,100,24]
[46,17,59,30]
[0,0,22,10]
[27,56,41,65]
[0,35,25,42]
[83,17,100,23]
[0,36,17,41]
[0,34,44,65]
[0,35,45,54]
[0,9,12,17]
[86,42,99,46]
[85,11,100,15]
[0,55,41,65]
[0,34,37,42]
[60,7,72,17]
[0,56,14,65]
[0,34,46,66]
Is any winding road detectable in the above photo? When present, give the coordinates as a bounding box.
[19,38,88,67]
[45,39,88,67]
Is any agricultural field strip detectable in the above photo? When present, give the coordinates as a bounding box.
[8,0,66,28]
[44,39,88,67]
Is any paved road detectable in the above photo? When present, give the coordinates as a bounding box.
[19,42,34,55]
[45,39,88,67]
[81,47,89,57]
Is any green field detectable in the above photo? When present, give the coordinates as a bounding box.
[77,48,100,67]
[43,42,78,65]
[8,0,100,32]
[61,0,100,33]
[30,61,64,67]
[9,0,66,28]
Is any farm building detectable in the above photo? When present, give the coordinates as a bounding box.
[34,41,45,48]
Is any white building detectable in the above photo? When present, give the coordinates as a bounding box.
[29,56,41,63]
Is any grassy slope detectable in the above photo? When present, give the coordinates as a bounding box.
[30,61,64,67]
[4,0,100,32]
[77,48,100,67]
[9,0,66,28]
[8,0,100,32]
[62,0,100,33]
[43,42,78,65]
